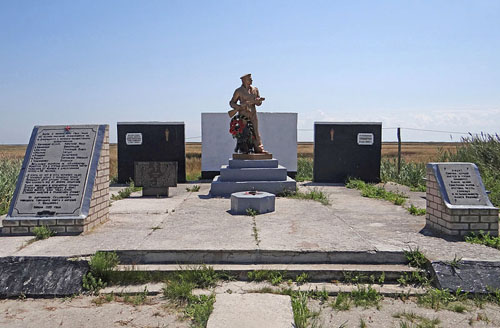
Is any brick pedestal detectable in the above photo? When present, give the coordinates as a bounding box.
[426,164,499,237]
[2,126,110,235]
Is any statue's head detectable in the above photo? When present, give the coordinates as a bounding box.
[240,73,252,86]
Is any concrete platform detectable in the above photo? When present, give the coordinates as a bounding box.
[0,182,499,264]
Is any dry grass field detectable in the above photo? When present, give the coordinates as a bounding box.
[0,142,458,181]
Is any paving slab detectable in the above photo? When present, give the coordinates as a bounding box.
[306,184,500,262]
[207,293,294,328]
[1,183,499,264]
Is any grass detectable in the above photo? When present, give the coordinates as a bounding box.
[186,185,201,192]
[162,265,232,328]
[346,178,406,205]
[296,157,313,182]
[465,231,500,250]
[33,225,55,240]
[380,158,426,192]
[393,311,440,328]
[280,188,330,205]
[247,270,284,286]
[0,158,21,215]
[417,288,469,311]
[110,180,141,200]
[404,247,428,269]
[330,285,382,310]
[438,133,500,207]
[408,204,426,216]
[82,251,120,293]
[291,291,319,328]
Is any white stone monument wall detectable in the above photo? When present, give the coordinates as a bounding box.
[201,112,297,178]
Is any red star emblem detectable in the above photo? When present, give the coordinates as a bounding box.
[65,126,71,131]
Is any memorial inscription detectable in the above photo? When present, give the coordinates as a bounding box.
[438,163,488,206]
[10,125,100,217]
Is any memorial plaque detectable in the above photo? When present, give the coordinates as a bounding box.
[117,122,186,183]
[126,133,142,145]
[134,161,177,196]
[357,133,374,145]
[437,163,489,206]
[8,125,105,218]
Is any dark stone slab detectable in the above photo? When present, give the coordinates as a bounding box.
[117,122,186,183]
[431,260,500,293]
[313,122,382,183]
[7,125,106,219]
[134,161,177,196]
[428,163,495,208]
[0,257,89,298]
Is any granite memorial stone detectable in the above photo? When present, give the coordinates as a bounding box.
[134,161,177,197]
[117,122,186,184]
[314,122,382,183]
[2,124,110,235]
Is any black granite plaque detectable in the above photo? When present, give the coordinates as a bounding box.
[436,163,490,206]
[8,125,106,218]
[431,260,500,294]
[313,122,382,183]
[117,122,186,183]
[0,257,89,297]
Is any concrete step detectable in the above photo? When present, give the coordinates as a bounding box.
[112,263,417,282]
[100,281,428,297]
[210,176,296,196]
[109,249,408,265]
[228,158,279,169]
[219,165,288,182]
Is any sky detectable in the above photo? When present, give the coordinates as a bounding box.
[1,0,499,143]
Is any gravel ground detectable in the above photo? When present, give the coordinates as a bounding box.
[309,297,500,328]
[0,295,188,328]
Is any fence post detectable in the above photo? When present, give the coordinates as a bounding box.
[397,127,401,175]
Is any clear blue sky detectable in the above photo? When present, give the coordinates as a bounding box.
[1,0,499,143]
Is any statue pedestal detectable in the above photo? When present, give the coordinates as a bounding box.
[209,157,296,197]
[232,153,273,160]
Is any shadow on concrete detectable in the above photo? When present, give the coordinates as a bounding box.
[301,182,345,187]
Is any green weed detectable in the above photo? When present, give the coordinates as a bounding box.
[393,310,440,328]
[346,178,406,206]
[417,288,468,311]
[246,208,259,216]
[397,271,430,287]
[186,185,201,192]
[33,226,55,240]
[295,272,309,285]
[280,188,330,205]
[83,251,119,293]
[111,180,141,200]
[331,293,352,311]
[291,291,319,328]
[465,231,500,250]
[351,285,382,309]
[404,247,428,269]
[408,204,426,216]
[184,294,215,328]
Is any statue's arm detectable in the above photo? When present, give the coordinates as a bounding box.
[254,87,264,106]
[229,90,241,111]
